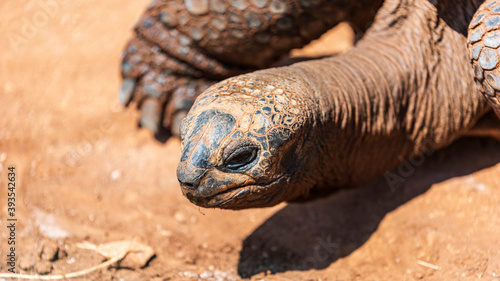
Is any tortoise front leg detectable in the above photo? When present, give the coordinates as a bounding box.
[468,0,500,118]
[119,0,383,136]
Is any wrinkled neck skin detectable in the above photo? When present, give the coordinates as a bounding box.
[261,0,489,201]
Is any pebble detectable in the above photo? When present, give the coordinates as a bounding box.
[38,239,59,261]
[174,211,187,222]
[35,260,53,275]
[18,255,34,270]
[111,169,121,180]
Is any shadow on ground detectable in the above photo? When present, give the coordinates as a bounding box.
[237,137,500,278]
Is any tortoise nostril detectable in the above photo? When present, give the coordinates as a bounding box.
[180,180,196,189]
[177,161,206,190]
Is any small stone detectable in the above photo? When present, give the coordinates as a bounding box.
[111,170,121,180]
[19,255,34,271]
[250,0,267,8]
[35,261,53,275]
[210,0,227,14]
[174,211,186,222]
[269,0,287,14]
[38,240,59,261]
[185,0,209,15]
[200,271,214,278]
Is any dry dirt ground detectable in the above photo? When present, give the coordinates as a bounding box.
[1,1,500,280]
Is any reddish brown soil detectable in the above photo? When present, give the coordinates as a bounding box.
[1,1,500,280]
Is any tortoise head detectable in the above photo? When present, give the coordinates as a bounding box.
[177,74,312,209]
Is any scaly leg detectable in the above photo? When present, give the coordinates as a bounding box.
[119,0,383,136]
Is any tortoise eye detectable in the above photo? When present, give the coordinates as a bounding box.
[224,146,259,170]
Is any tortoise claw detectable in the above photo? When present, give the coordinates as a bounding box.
[118,79,136,106]
[139,98,162,135]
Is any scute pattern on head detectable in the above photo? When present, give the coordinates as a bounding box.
[182,73,308,160]
[177,72,313,208]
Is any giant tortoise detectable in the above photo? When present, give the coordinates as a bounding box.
[118,0,500,209]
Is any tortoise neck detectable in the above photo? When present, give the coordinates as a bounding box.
[278,0,488,194]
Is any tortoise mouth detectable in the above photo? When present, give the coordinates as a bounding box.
[184,175,285,209]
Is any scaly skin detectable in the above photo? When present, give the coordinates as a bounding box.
[119,0,383,135]
[177,0,491,209]
[468,0,500,118]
